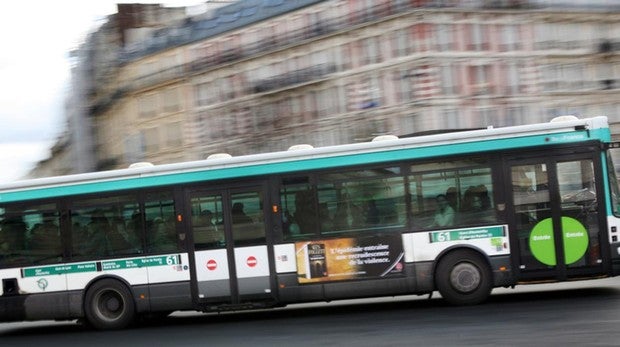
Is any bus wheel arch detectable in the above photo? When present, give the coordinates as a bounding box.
[83,277,136,330]
[434,248,493,305]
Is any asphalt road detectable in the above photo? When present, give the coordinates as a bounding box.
[1,277,619,346]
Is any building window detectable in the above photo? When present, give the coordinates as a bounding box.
[165,122,183,148]
[272,98,286,124]
[391,28,410,58]
[596,63,615,90]
[477,108,496,127]
[343,42,357,70]
[361,36,380,65]
[220,76,235,101]
[441,108,460,128]
[504,106,525,126]
[566,64,585,90]
[468,64,492,95]
[441,64,458,96]
[138,94,157,118]
[231,108,251,135]
[500,25,520,52]
[395,68,413,104]
[436,24,456,52]
[162,88,180,113]
[195,82,211,107]
[317,87,340,118]
[541,63,589,92]
[534,23,552,50]
[124,134,143,164]
[143,128,159,153]
[411,23,432,53]
[254,104,276,133]
[468,24,490,51]
[505,62,521,94]
[408,65,439,100]
[304,92,318,122]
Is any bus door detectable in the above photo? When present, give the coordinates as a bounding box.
[507,153,605,281]
[188,185,274,306]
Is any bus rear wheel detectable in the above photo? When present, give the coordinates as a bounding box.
[435,250,492,305]
[84,279,135,330]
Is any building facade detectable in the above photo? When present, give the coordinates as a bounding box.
[30,3,190,178]
[33,0,620,176]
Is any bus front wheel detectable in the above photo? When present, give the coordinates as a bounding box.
[84,279,136,330]
[435,250,492,305]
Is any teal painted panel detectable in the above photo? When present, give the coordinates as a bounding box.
[0,129,609,203]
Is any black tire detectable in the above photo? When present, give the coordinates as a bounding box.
[435,250,492,305]
[84,279,136,330]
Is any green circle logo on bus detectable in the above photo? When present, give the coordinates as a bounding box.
[529,217,589,266]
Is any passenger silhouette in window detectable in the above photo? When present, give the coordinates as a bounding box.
[461,185,494,224]
[432,194,455,227]
[194,209,224,247]
[232,203,253,225]
[364,199,380,226]
[87,210,131,256]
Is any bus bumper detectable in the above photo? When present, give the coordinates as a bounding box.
[490,255,514,287]
[610,242,620,275]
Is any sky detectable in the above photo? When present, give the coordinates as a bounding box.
[0,1,205,184]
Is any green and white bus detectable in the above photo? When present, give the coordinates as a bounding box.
[1,115,620,329]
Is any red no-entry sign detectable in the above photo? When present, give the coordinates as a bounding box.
[246,256,257,267]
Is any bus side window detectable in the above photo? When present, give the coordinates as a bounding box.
[70,195,141,259]
[459,185,495,225]
[409,158,496,230]
[29,211,62,264]
[191,194,225,249]
[71,215,91,260]
[145,193,180,253]
[0,212,29,267]
[318,167,405,235]
[281,177,317,240]
[231,191,266,246]
[87,210,132,256]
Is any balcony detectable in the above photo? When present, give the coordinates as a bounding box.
[252,64,337,94]
[129,65,186,91]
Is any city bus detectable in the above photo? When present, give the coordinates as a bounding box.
[1,115,620,329]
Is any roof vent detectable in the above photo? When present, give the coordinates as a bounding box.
[550,115,579,122]
[128,162,154,169]
[371,135,399,142]
[288,144,314,151]
[207,153,232,160]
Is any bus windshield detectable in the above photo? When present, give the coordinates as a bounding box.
[607,149,620,216]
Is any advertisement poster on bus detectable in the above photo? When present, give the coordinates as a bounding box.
[295,234,404,284]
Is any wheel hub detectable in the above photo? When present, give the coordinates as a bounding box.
[450,262,481,293]
[105,297,121,312]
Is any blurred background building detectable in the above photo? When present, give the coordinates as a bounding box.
[29,0,620,178]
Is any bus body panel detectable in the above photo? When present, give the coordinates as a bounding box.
[607,216,620,275]
[273,243,297,273]
[406,225,510,262]
[193,249,230,299]
[234,245,271,296]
